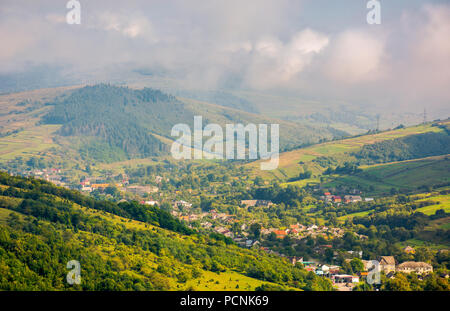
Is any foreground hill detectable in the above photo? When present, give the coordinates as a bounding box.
[0,172,332,291]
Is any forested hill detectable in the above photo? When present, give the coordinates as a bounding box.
[42,84,194,158]
[35,84,348,162]
[0,172,332,291]
[353,130,450,165]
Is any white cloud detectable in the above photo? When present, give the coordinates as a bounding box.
[326,30,386,83]
[0,1,449,116]
[245,29,329,88]
[97,12,158,42]
[409,5,450,96]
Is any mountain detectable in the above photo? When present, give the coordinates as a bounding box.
[0,84,348,165]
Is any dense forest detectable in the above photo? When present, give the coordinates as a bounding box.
[353,131,450,165]
[41,84,194,158]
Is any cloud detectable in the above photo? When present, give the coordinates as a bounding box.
[96,12,158,41]
[326,30,386,83]
[245,29,329,88]
[405,5,450,101]
[0,0,449,116]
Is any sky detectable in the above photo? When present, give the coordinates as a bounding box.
[0,0,449,115]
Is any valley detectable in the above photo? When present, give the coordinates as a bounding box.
[0,85,448,292]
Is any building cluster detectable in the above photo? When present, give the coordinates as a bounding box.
[371,254,433,276]
[172,205,236,228]
[287,252,434,291]
[260,223,345,240]
[21,168,67,187]
[240,200,274,208]
[320,192,374,205]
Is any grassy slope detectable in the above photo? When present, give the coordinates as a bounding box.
[0,203,290,291]
[0,181,301,291]
[247,121,448,185]
[338,192,450,220]
[325,155,450,196]
[415,194,450,215]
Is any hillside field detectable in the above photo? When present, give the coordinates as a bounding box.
[247,121,447,181]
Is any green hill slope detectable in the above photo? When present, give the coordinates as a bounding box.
[247,120,450,184]
[0,172,332,291]
[324,155,450,196]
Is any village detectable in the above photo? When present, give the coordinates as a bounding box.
[13,168,440,290]
[167,199,435,291]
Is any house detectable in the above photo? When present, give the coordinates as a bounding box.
[175,200,192,209]
[332,196,342,203]
[344,195,362,203]
[91,183,110,189]
[215,227,228,234]
[347,250,363,258]
[189,214,200,221]
[200,222,212,228]
[127,185,158,195]
[245,239,259,248]
[257,200,274,207]
[403,246,416,254]
[332,274,359,284]
[379,256,396,273]
[144,200,159,206]
[316,265,330,276]
[396,262,433,274]
[323,195,333,203]
[241,200,257,207]
[307,224,318,231]
[328,265,341,274]
[274,230,288,239]
[81,186,92,192]
[362,260,375,271]
[240,200,274,208]
[260,228,272,235]
[223,231,234,238]
[290,223,306,231]
[289,229,299,235]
